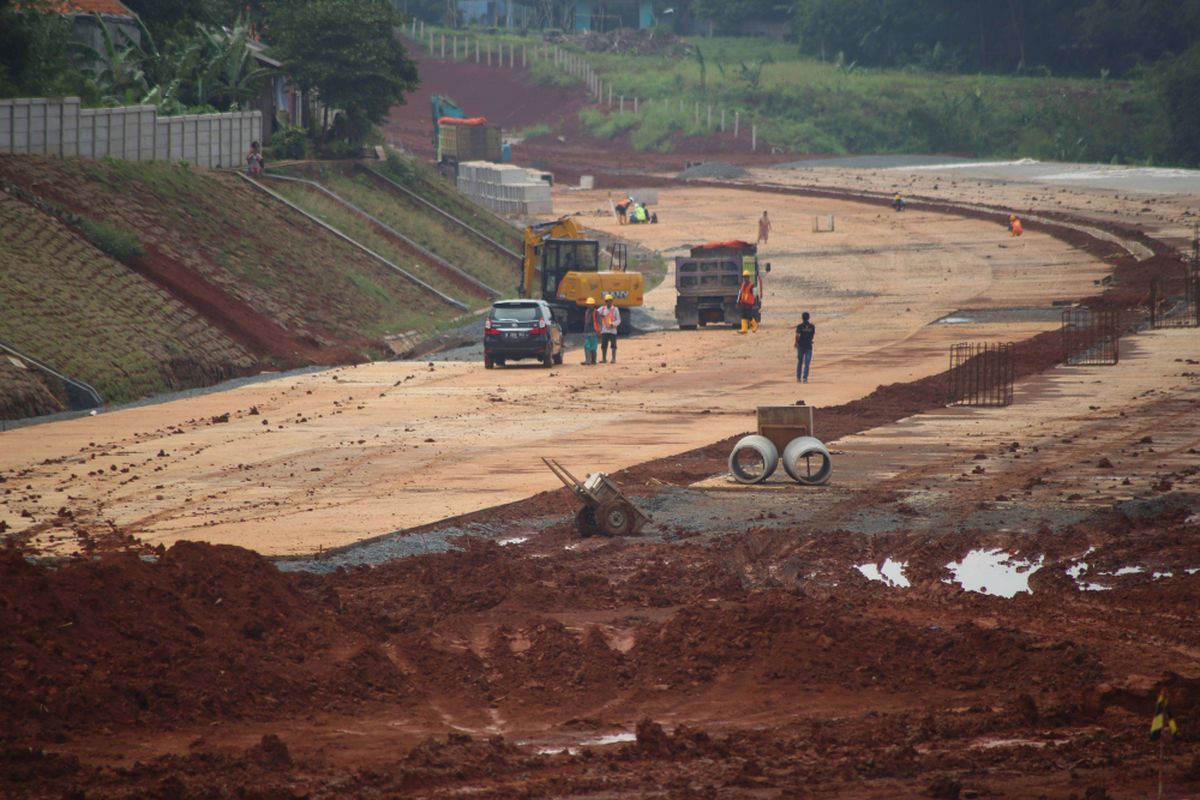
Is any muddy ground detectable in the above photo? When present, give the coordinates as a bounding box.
[4,53,1200,799]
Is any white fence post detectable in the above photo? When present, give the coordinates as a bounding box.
[752,125,757,151]
[734,111,740,138]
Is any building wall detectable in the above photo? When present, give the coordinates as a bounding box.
[0,97,261,169]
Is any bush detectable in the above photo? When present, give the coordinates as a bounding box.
[80,217,144,263]
[268,126,309,160]
[384,148,418,185]
[319,140,364,159]
[529,59,578,88]
[579,108,639,140]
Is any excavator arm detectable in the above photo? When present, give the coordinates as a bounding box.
[520,216,588,298]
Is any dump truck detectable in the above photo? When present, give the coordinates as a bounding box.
[431,95,508,167]
[520,216,642,334]
[674,240,770,329]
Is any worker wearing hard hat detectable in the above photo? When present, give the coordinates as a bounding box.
[597,294,621,363]
[1008,213,1023,236]
[736,270,759,334]
[581,296,600,365]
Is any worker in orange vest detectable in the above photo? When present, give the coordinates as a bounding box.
[597,294,621,362]
[737,270,758,334]
[1009,213,1024,236]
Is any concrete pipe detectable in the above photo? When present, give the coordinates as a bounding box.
[728,434,779,484]
[782,436,833,485]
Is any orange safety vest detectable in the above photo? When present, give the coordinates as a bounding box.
[737,280,756,307]
[1010,218,1024,236]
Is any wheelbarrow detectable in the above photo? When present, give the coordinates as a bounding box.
[542,457,649,537]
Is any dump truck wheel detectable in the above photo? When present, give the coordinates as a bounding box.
[575,506,600,537]
[596,499,634,537]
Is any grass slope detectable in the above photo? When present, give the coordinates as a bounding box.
[274,162,521,298]
[0,155,457,347]
[0,153,493,419]
[0,193,256,412]
[377,151,525,253]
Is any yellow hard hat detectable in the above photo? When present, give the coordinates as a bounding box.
[586,296,595,305]
[604,293,613,300]
[1010,213,1017,220]
[743,270,752,277]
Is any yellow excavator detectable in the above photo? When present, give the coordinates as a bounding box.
[520,216,643,334]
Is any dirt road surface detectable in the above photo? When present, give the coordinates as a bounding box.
[5,60,1200,794]
[2,189,1109,556]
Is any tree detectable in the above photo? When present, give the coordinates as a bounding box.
[0,0,83,97]
[269,0,419,144]
[1153,41,1200,166]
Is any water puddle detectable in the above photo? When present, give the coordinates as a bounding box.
[944,549,1042,598]
[525,731,636,756]
[498,537,528,546]
[970,736,1049,750]
[855,559,911,588]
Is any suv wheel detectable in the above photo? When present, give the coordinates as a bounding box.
[542,345,553,367]
[484,354,494,369]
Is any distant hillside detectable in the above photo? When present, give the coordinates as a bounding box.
[0,154,511,420]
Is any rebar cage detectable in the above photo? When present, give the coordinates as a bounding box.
[948,342,1014,407]
[1062,308,1120,365]
[1149,231,1199,328]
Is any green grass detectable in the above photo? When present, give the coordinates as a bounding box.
[379,150,524,251]
[449,31,1167,163]
[514,123,552,139]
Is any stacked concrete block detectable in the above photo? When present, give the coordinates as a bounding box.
[456,161,553,216]
[0,97,260,169]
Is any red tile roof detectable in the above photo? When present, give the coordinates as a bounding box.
[41,0,137,17]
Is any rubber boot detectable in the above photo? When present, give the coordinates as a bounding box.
[611,351,616,364]
[750,318,759,333]
[738,319,748,334]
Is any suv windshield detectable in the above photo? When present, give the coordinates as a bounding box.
[491,304,542,322]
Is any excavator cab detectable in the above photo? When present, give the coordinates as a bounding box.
[540,238,600,299]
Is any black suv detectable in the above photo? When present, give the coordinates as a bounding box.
[483,299,564,368]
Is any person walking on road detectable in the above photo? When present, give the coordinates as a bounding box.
[597,294,621,363]
[795,312,815,382]
[757,210,772,245]
[581,297,599,365]
[737,271,759,334]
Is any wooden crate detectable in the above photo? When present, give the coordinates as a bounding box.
[756,405,814,453]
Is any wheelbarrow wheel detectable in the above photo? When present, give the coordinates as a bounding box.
[596,498,635,537]
[575,506,600,538]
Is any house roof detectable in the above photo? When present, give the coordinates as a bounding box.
[44,0,137,18]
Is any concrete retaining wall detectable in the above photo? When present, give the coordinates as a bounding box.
[456,161,553,216]
[0,97,261,169]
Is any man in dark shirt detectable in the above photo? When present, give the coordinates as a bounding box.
[794,312,815,382]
